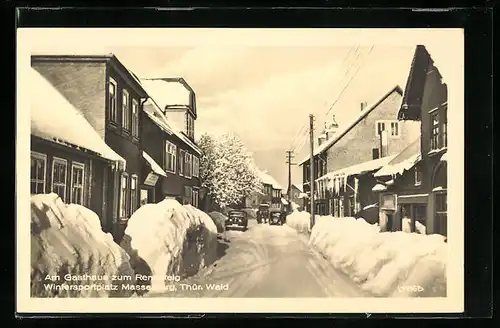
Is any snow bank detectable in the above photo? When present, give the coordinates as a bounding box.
[308,216,447,297]
[285,210,311,233]
[120,199,218,293]
[208,211,227,233]
[31,194,135,297]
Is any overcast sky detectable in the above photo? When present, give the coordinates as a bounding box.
[108,45,415,189]
[23,29,462,190]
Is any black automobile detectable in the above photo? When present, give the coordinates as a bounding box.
[269,208,285,226]
[256,204,270,224]
[225,210,248,231]
[354,204,379,225]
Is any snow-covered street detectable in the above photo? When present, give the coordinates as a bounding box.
[146,218,369,298]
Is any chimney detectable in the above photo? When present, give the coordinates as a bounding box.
[360,101,367,111]
[317,133,327,146]
[324,115,339,140]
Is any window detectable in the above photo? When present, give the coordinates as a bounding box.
[164,141,177,173]
[140,189,148,207]
[376,120,400,137]
[186,113,194,139]
[304,163,311,182]
[31,152,47,194]
[51,158,68,201]
[108,77,118,123]
[334,199,339,217]
[192,189,199,208]
[377,122,386,135]
[184,152,192,178]
[435,192,447,237]
[70,162,85,205]
[131,99,139,138]
[122,89,130,131]
[130,175,138,215]
[414,167,422,186]
[390,122,399,136]
[119,173,129,218]
[442,108,447,148]
[431,112,440,150]
[178,150,186,176]
[339,196,344,217]
[372,148,380,160]
[266,185,273,195]
[348,196,355,216]
[192,156,200,177]
[184,186,193,205]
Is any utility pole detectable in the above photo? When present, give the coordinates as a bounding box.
[285,150,296,212]
[285,150,294,200]
[309,114,315,230]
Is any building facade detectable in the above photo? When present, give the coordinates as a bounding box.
[30,66,127,239]
[287,184,305,210]
[375,45,448,237]
[299,85,421,216]
[31,54,149,242]
[139,78,202,208]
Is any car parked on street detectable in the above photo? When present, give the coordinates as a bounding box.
[269,208,285,226]
[256,203,270,224]
[225,209,248,231]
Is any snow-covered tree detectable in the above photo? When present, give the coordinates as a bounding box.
[198,133,262,209]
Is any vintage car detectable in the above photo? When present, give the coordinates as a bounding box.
[268,208,285,226]
[256,203,270,224]
[225,209,248,231]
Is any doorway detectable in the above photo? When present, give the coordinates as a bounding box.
[386,212,394,231]
[140,187,155,207]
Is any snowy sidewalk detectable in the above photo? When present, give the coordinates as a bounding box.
[285,211,448,297]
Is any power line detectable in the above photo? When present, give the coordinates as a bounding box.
[289,46,358,151]
[323,45,366,118]
[292,131,309,153]
[289,123,308,150]
[325,45,375,118]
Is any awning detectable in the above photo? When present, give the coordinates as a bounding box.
[372,184,387,192]
[318,155,396,182]
[142,151,167,177]
[31,67,126,170]
[298,192,308,199]
[374,153,421,178]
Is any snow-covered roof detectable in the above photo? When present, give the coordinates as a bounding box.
[424,45,453,85]
[293,184,304,193]
[140,78,191,110]
[30,67,126,168]
[374,154,420,178]
[298,85,403,165]
[142,151,167,177]
[317,155,396,182]
[143,96,201,156]
[363,203,379,210]
[374,138,421,178]
[298,192,308,199]
[31,53,148,97]
[372,184,387,192]
[257,170,282,189]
